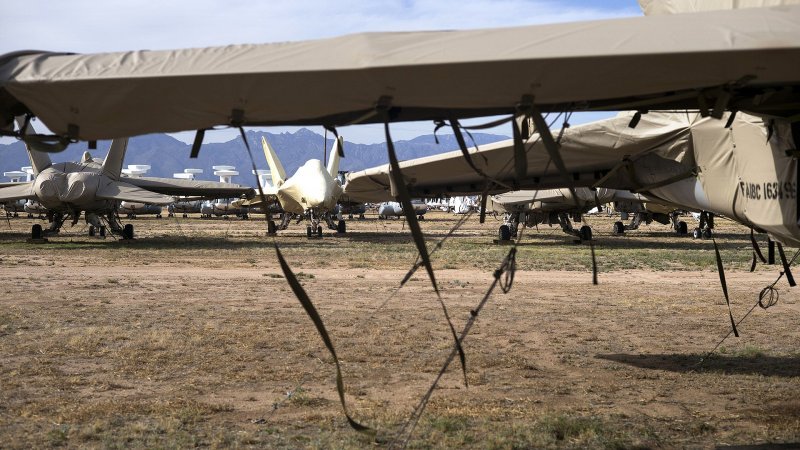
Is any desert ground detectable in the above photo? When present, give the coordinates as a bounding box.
[0,209,797,449]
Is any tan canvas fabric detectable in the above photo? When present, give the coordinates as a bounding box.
[639,0,800,15]
[1,5,798,140]
[346,111,800,245]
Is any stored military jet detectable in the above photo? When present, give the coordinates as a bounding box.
[377,200,428,220]
[0,122,254,239]
[487,188,688,242]
[237,135,353,237]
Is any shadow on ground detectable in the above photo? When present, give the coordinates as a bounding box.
[597,353,800,378]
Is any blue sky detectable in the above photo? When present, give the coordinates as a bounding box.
[1,1,640,143]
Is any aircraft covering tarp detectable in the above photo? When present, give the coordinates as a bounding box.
[638,0,800,15]
[95,180,175,205]
[0,5,799,140]
[345,111,800,245]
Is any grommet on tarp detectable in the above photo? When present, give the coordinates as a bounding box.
[229,109,245,127]
[66,124,80,140]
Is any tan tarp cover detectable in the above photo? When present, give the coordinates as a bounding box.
[346,111,800,245]
[639,0,800,15]
[1,5,799,140]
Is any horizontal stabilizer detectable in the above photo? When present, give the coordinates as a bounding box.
[0,182,34,202]
[96,180,174,205]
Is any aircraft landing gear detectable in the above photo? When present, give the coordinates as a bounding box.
[89,225,96,236]
[613,221,625,234]
[337,220,346,233]
[498,224,511,241]
[268,220,277,235]
[579,225,593,241]
[317,225,323,237]
[122,224,134,240]
[31,224,43,240]
[306,225,312,238]
[692,211,714,240]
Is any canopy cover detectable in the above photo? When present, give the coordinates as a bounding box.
[0,5,799,140]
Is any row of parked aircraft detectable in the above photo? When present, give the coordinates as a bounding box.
[0,127,693,242]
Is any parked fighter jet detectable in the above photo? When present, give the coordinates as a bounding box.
[488,188,688,242]
[377,200,428,220]
[0,122,254,239]
[238,136,350,237]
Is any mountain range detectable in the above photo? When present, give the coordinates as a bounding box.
[0,128,509,184]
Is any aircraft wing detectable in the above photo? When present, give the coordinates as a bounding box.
[0,182,34,202]
[123,176,255,199]
[1,5,798,140]
[95,180,174,205]
[344,112,695,202]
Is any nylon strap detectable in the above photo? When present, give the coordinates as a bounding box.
[382,112,468,386]
[777,242,797,287]
[190,129,206,158]
[712,237,739,337]
[749,229,767,273]
[511,116,528,181]
[274,245,370,432]
[529,103,579,205]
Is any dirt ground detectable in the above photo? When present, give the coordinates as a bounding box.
[0,210,798,449]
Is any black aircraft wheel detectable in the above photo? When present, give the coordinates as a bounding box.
[418,214,425,220]
[267,220,277,234]
[317,225,323,237]
[88,225,95,237]
[31,224,43,240]
[580,225,593,241]
[677,221,688,235]
[100,226,106,237]
[123,224,134,240]
[337,220,346,233]
[498,225,511,241]
[348,214,353,220]
[613,221,625,234]
[13,212,18,218]
[692,228,702,239]
[183,213,188,218]
[359,214,365,220]
[702,228,713,239]
[306,226,312,238]
[156,214,162,219]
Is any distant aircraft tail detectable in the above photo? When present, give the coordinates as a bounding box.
[261,136,286,186]
[15,117,52,175]
[327,136,344,177]
[101,138,129,177]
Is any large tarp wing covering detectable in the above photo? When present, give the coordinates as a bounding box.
[0,6,799,140]
[343,112,692,202]
[345,110,800,246]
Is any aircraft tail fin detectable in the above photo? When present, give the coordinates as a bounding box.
[261,136,286,186]
[101,138,129,177]
[327,136,344,177]
[15,117,52,175]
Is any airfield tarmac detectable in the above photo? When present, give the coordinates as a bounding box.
[0,210,797,448]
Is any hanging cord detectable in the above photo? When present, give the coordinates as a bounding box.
[380,105,469,388]
[711,236,739,337]
[390,226,524,449]
[698,249,799,366]
[237,126,371,433]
